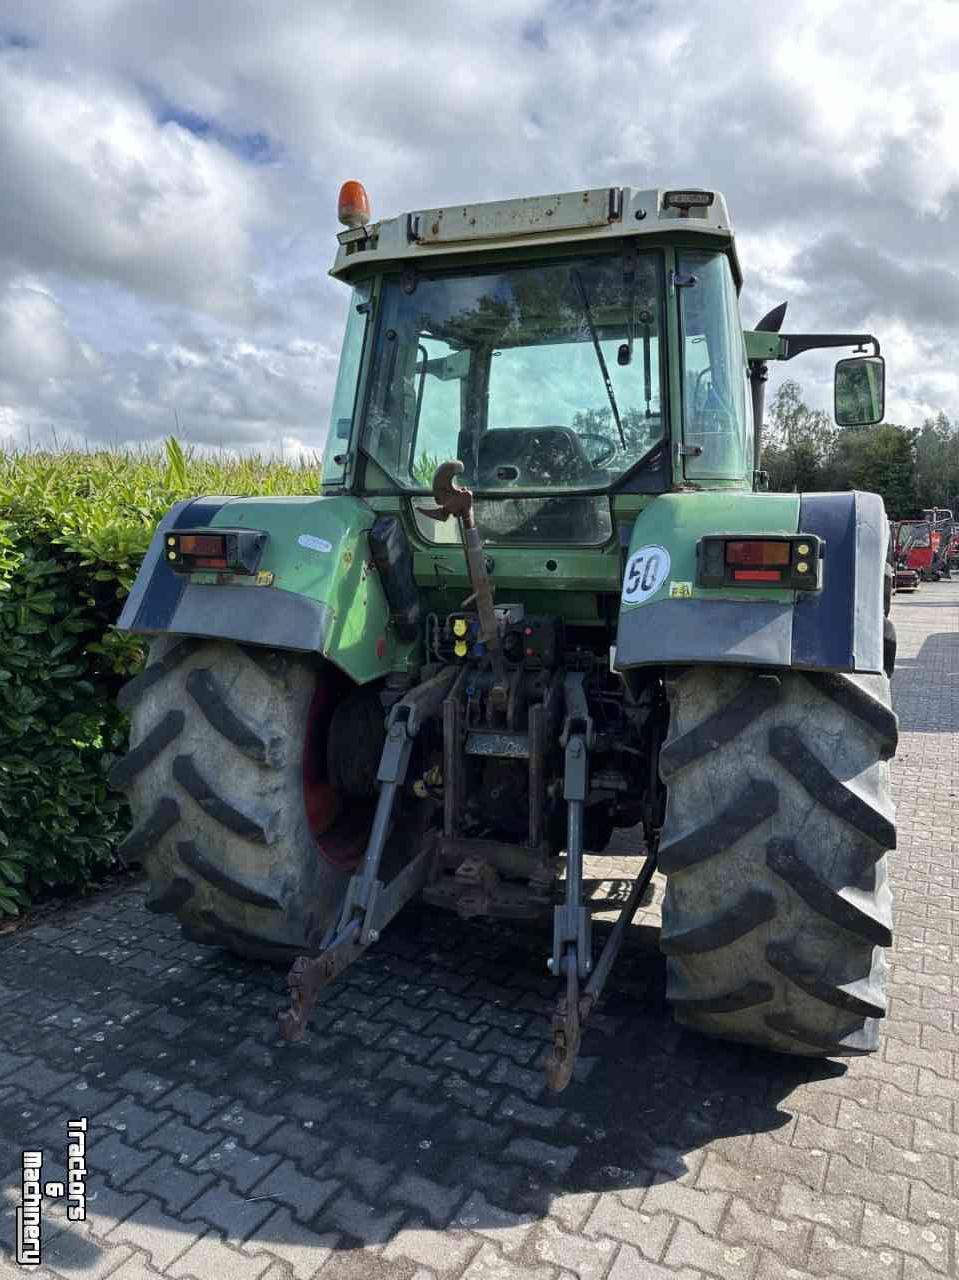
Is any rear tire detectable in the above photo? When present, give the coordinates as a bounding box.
[658,667,897,1057]
[111,638,367,961]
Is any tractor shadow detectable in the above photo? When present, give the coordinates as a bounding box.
[891,630,959,732]
[1,881,847,1268]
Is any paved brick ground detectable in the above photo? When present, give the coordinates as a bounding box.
[1,583,957,1280]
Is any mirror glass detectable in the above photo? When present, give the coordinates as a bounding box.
[835,355,885,426]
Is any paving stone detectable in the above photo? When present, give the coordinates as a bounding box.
[914,1118,959,1160]
[777,1180,864,1244]
[826,1152,911,1217]
[181,1182,277,1241]
[486,1057,545,1099]
[532,1217,617,1280]
[321,1189,406,1245]
[247,1160,339,1221]
[125,1155,214,1213]
[860,1205,950,1272]
[16,1064,76,1098]
[454,1190,536,1253]
[168,1230,273,1280]
[721,1196,811,1266]
[160,1085,224,1126]
[378,1088,445,1126]
[86,1134,159,1186]
[141,1117,220,1164]
[496,1093,565,1129]
[474,1030,538,1065]
[807,1226,903,1279]
[387,1172,465,1226]
[665,1219,759,1280]
[82,1179,149,1240]
[244,1208,339,1279]
[425,1015,485,1048]
[90,1097,170,1144]
[106,1201,193,1270]
[631,1178,726,1234]
[746,1133,827,1190]
[206,1105,284,1145]
[192,1136,281,1194]
[40,1230,133,1280]
[607,1249,702,1280]
[383,1225,479,1273]
[584,1195,673,1259]
[429,1044,494,1079]
[380,1057,441,1091]
[502,1137,578,1177]
[462,1242,555,1280]
[330,1148,395,1200]
[103,1257,167,1280]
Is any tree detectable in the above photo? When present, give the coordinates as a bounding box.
[913,411,959,512]
[763,380,836,491]
[830,423,916,517]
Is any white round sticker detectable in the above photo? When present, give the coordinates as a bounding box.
[622,544,671,604]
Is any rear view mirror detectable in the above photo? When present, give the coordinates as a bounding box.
[835,355,885,426]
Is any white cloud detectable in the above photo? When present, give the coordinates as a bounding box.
[0,0,958,451]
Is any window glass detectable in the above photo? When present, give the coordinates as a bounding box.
[678,253,751,479]
[322,283,371,486]
[362,252,666,493]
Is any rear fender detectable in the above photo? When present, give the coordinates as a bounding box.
[116,495,404,685]
[614,490,886,674]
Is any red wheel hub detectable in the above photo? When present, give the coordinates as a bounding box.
[302,675,373,871]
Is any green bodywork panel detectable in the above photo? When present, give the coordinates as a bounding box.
[621,491,802,610]
[744,330,785,361]
[208,495,408,684]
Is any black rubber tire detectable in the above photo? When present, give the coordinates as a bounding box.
[883,619,897,679]
[658,667,897,1057]
[111,637,355,961]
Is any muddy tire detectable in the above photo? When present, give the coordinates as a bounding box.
[658,667,897,1057]
[111,637,372,961]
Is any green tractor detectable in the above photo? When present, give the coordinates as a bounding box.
[113,182,897,1090]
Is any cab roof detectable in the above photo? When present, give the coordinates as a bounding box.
[330,185,741,287]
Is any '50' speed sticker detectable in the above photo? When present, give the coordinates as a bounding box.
[622,544,671,604]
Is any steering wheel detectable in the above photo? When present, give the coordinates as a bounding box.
[577,432,618,468]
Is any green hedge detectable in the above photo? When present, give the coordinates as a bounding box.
[0,439,323,915]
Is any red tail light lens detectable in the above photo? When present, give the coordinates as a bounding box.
[166,528,268,575]
[178,534,226,557]
[725,540,791,566]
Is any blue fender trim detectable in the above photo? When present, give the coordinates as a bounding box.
[117,497,231,634]
[793,491,885,673]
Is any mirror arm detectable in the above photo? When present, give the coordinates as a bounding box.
[778,333,880,361]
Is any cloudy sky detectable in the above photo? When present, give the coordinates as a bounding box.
[1,0,957,456]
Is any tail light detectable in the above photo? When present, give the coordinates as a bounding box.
[697,535,823,590]
[165,528,268,576]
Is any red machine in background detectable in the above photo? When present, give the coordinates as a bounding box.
[902,508,955,581]
[894,520,923,590]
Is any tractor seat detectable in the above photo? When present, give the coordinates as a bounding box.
[477,427,585,485]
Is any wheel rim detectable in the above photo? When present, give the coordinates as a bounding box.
[302,672,374,872]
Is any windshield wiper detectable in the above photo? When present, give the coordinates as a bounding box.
[571,269,627,449]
